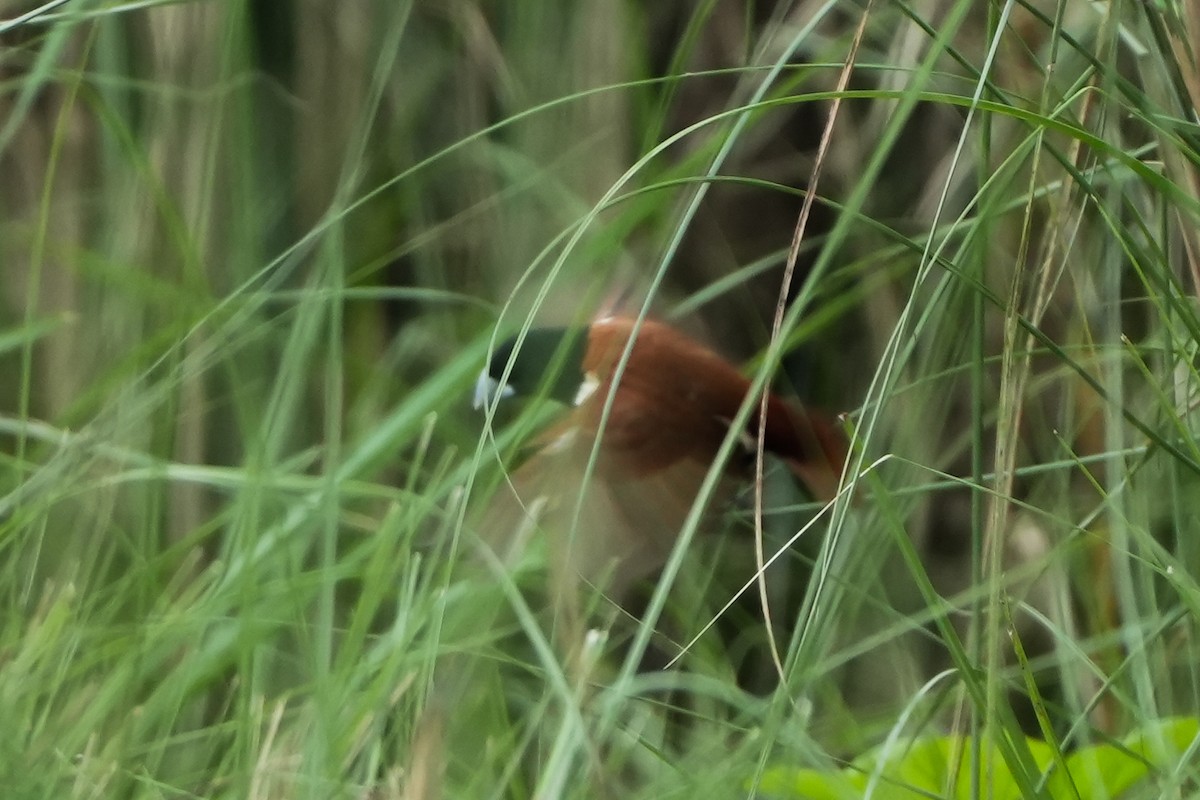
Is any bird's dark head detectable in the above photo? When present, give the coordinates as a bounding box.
[473,326,589,410]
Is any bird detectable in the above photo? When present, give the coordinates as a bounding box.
[406,316,848,788]
[471,315,848,604]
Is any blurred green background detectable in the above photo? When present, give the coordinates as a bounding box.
[2,0,1200,797]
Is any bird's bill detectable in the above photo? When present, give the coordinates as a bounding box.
[473,372,516,410]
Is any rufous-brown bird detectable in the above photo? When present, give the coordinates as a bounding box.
[472,315,847,603]
[407,317,847,790]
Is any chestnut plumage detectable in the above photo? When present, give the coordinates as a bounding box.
[477,317,846,493]
[474,316,846,600]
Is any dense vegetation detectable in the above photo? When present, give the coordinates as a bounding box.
[1,1,1198,797]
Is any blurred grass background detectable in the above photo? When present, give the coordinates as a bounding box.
[2,0,1200,797]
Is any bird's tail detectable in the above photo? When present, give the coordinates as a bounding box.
[762,397,849,502]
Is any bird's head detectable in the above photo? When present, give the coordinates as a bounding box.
[473,326,589,410]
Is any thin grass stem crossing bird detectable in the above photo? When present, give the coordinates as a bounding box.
[473,315,847,601]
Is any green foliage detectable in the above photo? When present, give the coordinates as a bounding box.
[1,0,1200,797]
[759,717,1200,799]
